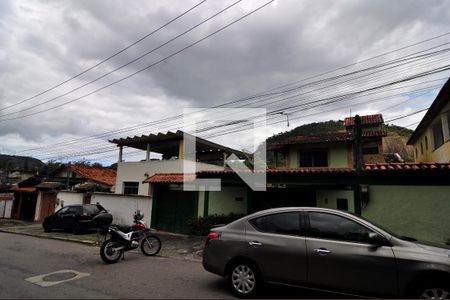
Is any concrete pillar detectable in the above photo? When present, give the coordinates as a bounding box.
[179,140,184,159]
[146,143,151,161]
[442,113,449,141]
[118,146,123,163]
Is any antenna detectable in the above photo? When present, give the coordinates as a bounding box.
[276,112,290,127]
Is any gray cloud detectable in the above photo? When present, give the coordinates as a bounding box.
[0,0,449,161]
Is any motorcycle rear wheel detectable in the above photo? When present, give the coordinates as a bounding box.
[100,239,122,264]
[141,235,161,256]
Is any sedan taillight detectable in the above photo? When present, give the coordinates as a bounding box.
[205,232,221,246]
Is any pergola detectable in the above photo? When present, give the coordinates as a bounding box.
[109,130,250,163]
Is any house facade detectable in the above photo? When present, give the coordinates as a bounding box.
[408,78,450,162]
[110,131,247,197]
[34,164,116,222]
[100,130,249,227]
[144,114,450,244]
[268,114,386,169]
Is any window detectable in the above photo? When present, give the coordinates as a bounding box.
[425,136,428,150]
[432,121,444,150]
[362,147,379,155]
[67,206,82,214]
[56,206,69,215]
[447,111,450,140]
[84,204,103,215]
[123,182,139,195]
[299,151,328,167]
[415,148,418,159]
[308,212,372,243]
[420,142,423,155]
[336,198,348,211]
[250,212,302,236]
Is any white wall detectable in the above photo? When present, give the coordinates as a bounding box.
[0,200,13,218]
[208,186,248,215]
[116,159,223,196]
[55,191,84,211]
[92,193,152,226]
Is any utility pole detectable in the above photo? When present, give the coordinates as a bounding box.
[353,115,363,215]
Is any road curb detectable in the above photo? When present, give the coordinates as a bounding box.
[0,229,203,263]
[0,229,97,246]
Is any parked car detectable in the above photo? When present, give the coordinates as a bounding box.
[203,207,450,298]
[43,204,106,234]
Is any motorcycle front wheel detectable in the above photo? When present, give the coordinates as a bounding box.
[141,235,161,256]
[100,239,122,264]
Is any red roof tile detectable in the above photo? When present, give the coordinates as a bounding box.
[144,173,195,183]
[67,165,116,186]
[267,131,386,150]
[364,162,450,172]
[199,168,356,175]
[344,114,384,127]
[10,187,36,192]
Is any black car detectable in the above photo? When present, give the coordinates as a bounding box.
[43,204,106,234]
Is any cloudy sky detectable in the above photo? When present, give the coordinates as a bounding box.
[1,0,449,164]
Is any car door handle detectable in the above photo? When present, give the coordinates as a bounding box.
[313,248,331,256]
[249,241,262,247]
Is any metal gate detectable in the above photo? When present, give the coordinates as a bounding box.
[153,187,197,234]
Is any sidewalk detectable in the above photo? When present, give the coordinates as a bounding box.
[0,221,205,262]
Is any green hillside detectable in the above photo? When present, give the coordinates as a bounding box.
[267,120,413,144]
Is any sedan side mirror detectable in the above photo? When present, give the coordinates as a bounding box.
[368,232,391,247]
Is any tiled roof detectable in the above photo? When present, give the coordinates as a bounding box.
[10,187,36,192]
[67,165,117,186]
[199,168,356,175]
[364,162,450,172]
[35,182,65,190]
[143,173,195,183]
[267,131,386,150]
[344,114,384,127]
[144,163,450,184]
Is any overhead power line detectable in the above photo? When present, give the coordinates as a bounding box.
[14,30,446,161]
[0,0,274,122]
[0,0,207,113]
[0,0,243,119]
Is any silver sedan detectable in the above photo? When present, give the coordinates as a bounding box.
[202,207,450,298]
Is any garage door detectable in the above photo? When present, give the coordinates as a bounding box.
[153,187,197,234]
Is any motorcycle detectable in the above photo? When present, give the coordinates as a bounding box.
[93,210,162,264]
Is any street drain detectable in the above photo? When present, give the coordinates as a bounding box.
[25,269,90,287]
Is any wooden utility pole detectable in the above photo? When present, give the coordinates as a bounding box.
[353,115,363,215]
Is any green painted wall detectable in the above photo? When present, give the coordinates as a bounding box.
[288,144,349,168]
[197,191,205,217]
[208,186,247,215]
[363,185,450,244]
[316,189,355,213]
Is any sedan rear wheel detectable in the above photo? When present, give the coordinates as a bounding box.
[420,288,450,299]
[228,263,260,298]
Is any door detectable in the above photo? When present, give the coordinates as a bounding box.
[154,187,197,234]
[51,206,69,228]
[245,211,308,285]
[305,211,397,297]
[60,206,80,228]
[39,193,57,222]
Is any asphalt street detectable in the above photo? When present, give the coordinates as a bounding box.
[0,232,338,299]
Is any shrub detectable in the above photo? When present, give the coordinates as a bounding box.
[446,238,450,245]
[187,213,246,236]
